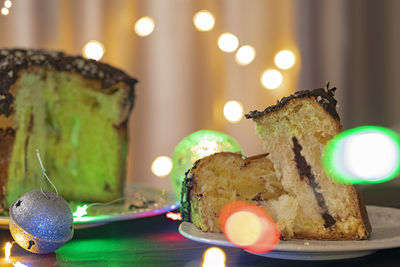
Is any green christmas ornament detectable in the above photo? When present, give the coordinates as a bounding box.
[170,130,243,200]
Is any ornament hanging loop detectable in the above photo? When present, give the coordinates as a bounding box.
[36,149,58,199]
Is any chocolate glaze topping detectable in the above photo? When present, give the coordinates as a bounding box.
[0,48,137,117]
[292,136,336,228]
[181,158,203,222]
[181,170,195,222]
[245,84,339,121]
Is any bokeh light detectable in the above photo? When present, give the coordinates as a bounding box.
[274,50,296,69]
[223,101,243,123]
[5,242,12,260]
[4,0,12,9]
[73,204,88,221]
[1,7,9,15]
[219,201,280,254]
[166,211,182,221]
[225,211,262,246]
[14,262,28,267]
[218,33,239,53]
[323,126,400,184]
[202,247,226,267]
[260,69,283,90]
[151,156,173,177]
[170,130,243,200]
[235,45,256,65]
[135,16,155,37]
[193,10,215,32]
[345,133,397,179]
[82,40,105,61]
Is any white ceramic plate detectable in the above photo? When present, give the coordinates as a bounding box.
[0,184,179,230]
[179,205,400,260]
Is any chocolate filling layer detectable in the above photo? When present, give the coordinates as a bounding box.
[245,83,339,121]
[292,136,336,228]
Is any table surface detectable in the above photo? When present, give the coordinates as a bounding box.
[1,183,399,267]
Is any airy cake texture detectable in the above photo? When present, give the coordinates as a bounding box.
[181,152,299,235]
[182,86,372,240]
[0,49,137,211]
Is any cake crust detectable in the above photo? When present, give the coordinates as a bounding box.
[245,83,339,121]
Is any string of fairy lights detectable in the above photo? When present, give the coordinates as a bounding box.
[135,10,296,178]
[1,6,295,178]
[79,10,400,212]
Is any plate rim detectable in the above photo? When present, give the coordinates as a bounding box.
[246,249,377,260]
[0,184,179,230]
[179,205,400,252]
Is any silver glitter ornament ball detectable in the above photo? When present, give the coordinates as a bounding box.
[9,190,74,254]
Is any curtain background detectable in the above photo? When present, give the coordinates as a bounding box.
[296,0,400,190]
[0,0,398,191]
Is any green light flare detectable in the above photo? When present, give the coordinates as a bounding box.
[56,236,177,266]
[322,126,400,184]
[170,130,243,199]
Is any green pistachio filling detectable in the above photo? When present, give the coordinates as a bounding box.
[7,69,127,206]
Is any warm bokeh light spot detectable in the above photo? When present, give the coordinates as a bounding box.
[135,16,155,37]
[223,100,243,123]
[14,262,28,267]
[219,201,280,254]
[261,69,283,90]
[5,242,12,260]
[1,7,9,15]
[4,0,12,9]
[82,40,105,61]
[274,50,296,69]
[193,10,215,32]
[166,211,182,221]
[151,156,173,177]
[202,247,226,267]
[218,33,239,53]
[225,211,262,246]
[323,126,400,184]
[235,45,256,65]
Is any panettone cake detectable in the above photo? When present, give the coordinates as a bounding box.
[181,86,371,240]
[0,49,137,211]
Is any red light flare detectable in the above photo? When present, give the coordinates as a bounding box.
[219,201,280,254]
[166,211,182,221]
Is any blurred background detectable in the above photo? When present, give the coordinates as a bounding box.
[1,0,399,195]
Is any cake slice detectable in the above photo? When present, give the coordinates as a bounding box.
[181,152,295,233]
[182,86,371,240]
[245,85,371,239]
[0,49,137,211]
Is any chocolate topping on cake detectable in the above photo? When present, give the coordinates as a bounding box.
[292,136,336,228]
[0,49,137,117]
[181,169,195,222]
[245,84,340,121]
